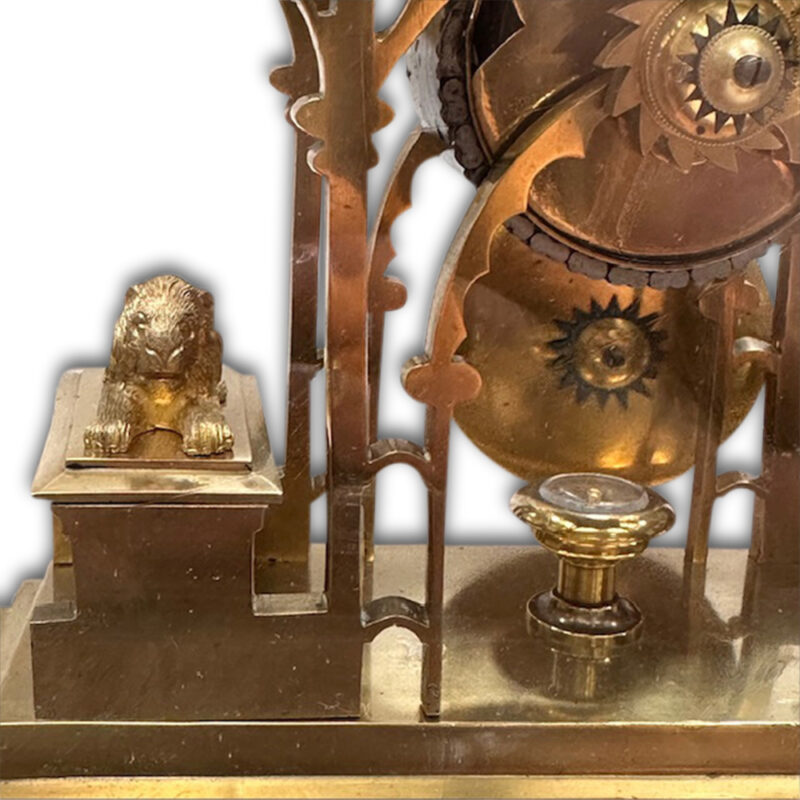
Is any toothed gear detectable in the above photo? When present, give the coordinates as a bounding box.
[548,296,668,410]
[598,0,800,170]
[409,0,800,288]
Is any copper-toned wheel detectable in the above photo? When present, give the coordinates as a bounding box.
[409,0,800,287]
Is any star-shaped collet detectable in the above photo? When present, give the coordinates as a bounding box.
[597,0,800,171]
[685,1,798,133]
[548,297,667,410]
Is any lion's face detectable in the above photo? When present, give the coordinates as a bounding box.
[114,275,213,381]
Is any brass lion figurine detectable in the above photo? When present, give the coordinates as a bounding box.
[84,275,234,457]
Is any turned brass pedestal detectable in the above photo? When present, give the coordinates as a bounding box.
[513,474,675,657]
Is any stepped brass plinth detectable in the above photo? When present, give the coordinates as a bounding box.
[22,366,365,723]
[23,368,358,722]
[512,474,675,657]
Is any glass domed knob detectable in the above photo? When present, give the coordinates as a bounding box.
[511,473,675,657]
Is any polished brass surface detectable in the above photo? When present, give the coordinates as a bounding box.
[2,0,799,787]
[513,476,673,569]
[2,547,798,781]
[33,369,281,504]
[84,276,233,458]
[3,775,800,799]
[512,475,675,656]
[453,231,770,484]
[557,562,617,607]
[67,368,252,471]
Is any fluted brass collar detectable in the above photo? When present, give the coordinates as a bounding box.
[511,474,675,565]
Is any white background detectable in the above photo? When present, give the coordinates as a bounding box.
[0,0,771,605]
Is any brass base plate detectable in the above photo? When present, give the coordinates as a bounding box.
[2,774,799,799]
[1,546,798,797]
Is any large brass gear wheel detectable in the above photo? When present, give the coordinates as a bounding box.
[408,0,800,288]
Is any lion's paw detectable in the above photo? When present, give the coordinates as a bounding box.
[182,418,234,456]
[84,420,133,455]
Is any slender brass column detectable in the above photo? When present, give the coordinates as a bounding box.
[753,235,800,565]
[557,562,616,607]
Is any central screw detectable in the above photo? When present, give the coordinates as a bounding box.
[734,54,773,88]
[602,345,627,368]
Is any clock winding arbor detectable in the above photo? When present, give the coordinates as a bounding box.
[1,1,798,797]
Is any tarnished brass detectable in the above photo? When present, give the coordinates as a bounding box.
[270,0,453,719]
[752,234,800,562]
[84,275,233,458]
[25,369,354,722]
[453,231,771,484]
[255,2,324,591]
[1,0,799,793]
[512,475,675,657]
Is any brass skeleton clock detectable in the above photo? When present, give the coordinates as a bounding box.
[1,1,798,798]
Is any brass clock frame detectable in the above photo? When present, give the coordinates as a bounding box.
[1,1,798,797]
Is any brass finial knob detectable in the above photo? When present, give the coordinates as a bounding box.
[512,473,675,657]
